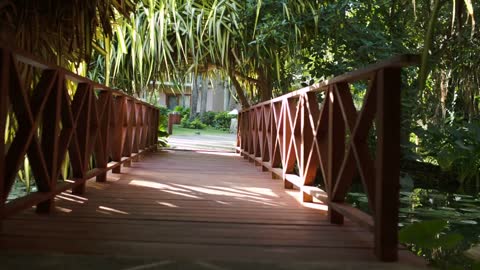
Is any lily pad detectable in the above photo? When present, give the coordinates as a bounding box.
[450,220,478,225]
[400,207,416,214]
[438,206,457,211]
[460,208,480,213]
[453,194,475,199]
[465,245,480,261]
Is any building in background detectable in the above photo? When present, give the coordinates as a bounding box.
[155,74,238,112]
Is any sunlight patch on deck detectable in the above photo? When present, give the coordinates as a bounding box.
[98,206,129,215]
[157,202,179,208]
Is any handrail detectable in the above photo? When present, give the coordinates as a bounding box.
[236,54,420,262]
[0,47,160,218]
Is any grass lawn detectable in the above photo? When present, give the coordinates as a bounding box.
[172,125,232,136]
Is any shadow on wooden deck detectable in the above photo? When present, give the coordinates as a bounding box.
[0,150,426,269]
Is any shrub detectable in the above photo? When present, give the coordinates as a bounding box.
[157,106,170,146]
[189,118,206,129]
[181,107,190,118]
[214,112,235,130]
[158,106,169,129]
[173,105,183,112]
[174,106,190,119]
[180,114,190,128]
[181,115,206,129]
[413,121,480,185]
[200,111,217,126]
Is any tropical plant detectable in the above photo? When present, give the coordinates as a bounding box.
[213,112,234,130]
[200,111,216,126]
[0,0,138,67]
[88,0,321,106]
[181,116,206,129]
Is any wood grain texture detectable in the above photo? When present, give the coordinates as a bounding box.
[0,47,159,217]
[237,55,419,261]
[0,150,424,267]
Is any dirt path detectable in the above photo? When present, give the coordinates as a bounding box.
[166,133,237,152]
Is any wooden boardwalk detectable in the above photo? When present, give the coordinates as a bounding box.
[0,150,425,269]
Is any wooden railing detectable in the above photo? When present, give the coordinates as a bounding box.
[0,47,159,218]
[236,55,419,261]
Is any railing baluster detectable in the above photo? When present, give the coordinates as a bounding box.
[327,86,345,224]
[0,47,160,219]
[375,67,402,261]
[36,70,63,212]
[95,91,112,182]
[123,99,134,167]
[0,49,10,217]
[236,55,419,262]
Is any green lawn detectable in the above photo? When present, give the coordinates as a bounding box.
[172,125,231,136]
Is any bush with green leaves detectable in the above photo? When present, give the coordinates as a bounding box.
[158,106,169,130]
[181,115,206,129]
[173,106,190,119]
[200,111,217,126]
[214,112,235,130]
[157,106,170,147]
[399,220,479,269]
[413,121,480,186]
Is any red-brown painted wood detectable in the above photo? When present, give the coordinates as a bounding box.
[374,68,402,261]
[237,55,419,261]
[0,47,159,220]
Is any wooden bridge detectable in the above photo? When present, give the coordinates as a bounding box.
[0,47,425,268]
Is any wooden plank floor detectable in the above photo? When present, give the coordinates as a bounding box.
[0,150,426,269]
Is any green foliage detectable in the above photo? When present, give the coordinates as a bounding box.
[178,111,234,131]
[173,106,183,112]
[399,219,476,269]
[174,106,190,119]
[181,115,206,130]
[413,122,480,185]
[158,106,169,130]
[200,111,217,126]
[157,106,169,147]
[214,112,234,130]
[399,220,463,249]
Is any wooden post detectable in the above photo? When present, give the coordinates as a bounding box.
[123,99,134,167]
[0,47,161,220]
[0,49,9,220]
[131,102,139,162]
[168,113,174,135]
[95,91,112,182]
[37,70,62,212]
[283,99,294,189]
[72,85,95,195]
[327,86,345,224]
[374,68,401,261]
[271,102,282,174]
[112,96,126,173]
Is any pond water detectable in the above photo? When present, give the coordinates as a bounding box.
[347,187,480,269]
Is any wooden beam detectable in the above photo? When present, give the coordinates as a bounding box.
[112,96,127,173]
[374,68,401,261]
[0,46,160,220]
[327,86,345,224]
[0,49,9,214]
[242,54,420,109]
[36,70,63,213]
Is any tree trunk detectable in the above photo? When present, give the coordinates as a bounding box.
[439,69,449,119]
[223,84,230,111]
[257,68,273,101]
[190,74,200,120]
[228,69,250,108]
[418,0,443,94]
[200,76,208,115]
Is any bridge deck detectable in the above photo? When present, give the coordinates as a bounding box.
[0,150,425,269]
